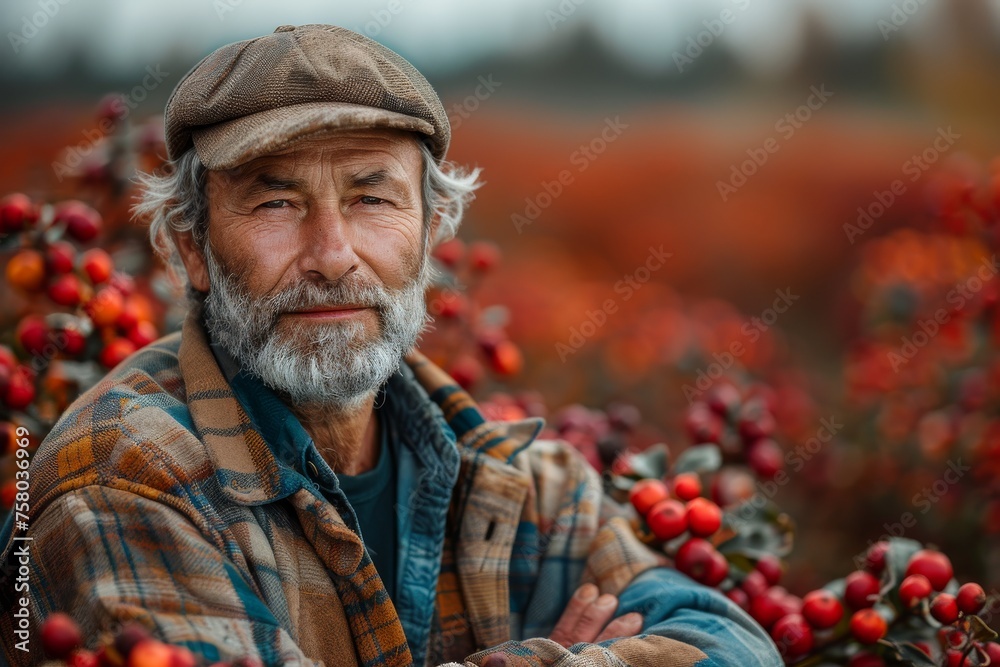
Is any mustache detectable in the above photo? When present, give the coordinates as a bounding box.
[265,279,390,315]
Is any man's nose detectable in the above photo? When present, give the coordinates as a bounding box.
[299,204,360,283]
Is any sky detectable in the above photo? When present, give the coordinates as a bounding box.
[4,0,999,80]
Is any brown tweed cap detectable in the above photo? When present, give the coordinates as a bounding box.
[164,24,450,169]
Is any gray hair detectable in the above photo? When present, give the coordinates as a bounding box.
[134,139,482,294]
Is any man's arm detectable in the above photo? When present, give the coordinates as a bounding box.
[454,440,781,667]
[0,485,318,667]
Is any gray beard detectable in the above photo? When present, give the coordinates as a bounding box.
[202,246,431,410]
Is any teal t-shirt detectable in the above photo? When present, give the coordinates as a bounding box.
[336,408,397,600]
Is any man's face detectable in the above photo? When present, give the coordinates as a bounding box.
[183,129,433,409]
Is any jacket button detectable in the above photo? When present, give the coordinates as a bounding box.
[307,460,320,479]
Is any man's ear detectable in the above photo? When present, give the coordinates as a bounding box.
[175,229,210,292]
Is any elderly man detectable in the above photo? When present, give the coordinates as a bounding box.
[0,25,779,667]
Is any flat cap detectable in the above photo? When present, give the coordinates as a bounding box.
[164,24,450,169]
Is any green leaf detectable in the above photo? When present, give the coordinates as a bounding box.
[882,537,923,590]
[891,642,936,666]
[673,444,721,475]
[968,614,999,643]
[629,444,670,479]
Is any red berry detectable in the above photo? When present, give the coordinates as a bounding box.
[61,326,87,357]
[675,538,728,587]
[6,249,46,292]
[755,555,783,586]
[67,650,99,667]
[54,200,102,243]
[931,593,960,625]
[849,609,887,644]
[778,593,804,617]
[431,238,465,268]
[741,570,769,599]
[468,241,500,272]
[167,645,197,667]
[81,248,114,284]
[127,321,159,349]
[0,193,39,233]
[434,292,468,318]
[905,550,953,592]
[672,472,702,501]
[983,643,1000,663]
[99,338,137,368]
[706,384,741,416]
[899,574,933,609]
[749,587,787,630]
[48,273,84,307]
[629,479,671,516]
[746,438,784,480]
[802,589,844,629]
[710,468,756,507]
[489,340,522,376]
[684,404,723,443]
[847,654,886,667]
[844,570,880,609]
[726,587,749,610]
[771,613,814,659]
[113,623,150,659]
[956,582,986,616]
[46,241,77,275]
[85,286,125,327]
[0,345,15,373]
[16,316,49,357]
[4,366,35,411]
[647,498,687,541]
[40,612,82,659]
[127,639,172,667]
[685,497,722,537]
[447,356,483,390]
[865,541,890,574]
[737,398,775,442]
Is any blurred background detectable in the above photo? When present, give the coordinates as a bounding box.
[3,0,1000,597]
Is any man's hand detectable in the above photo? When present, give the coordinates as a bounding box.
[547,583,644,648]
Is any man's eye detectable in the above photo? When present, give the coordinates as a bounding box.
[261,200,289,209]
[360,196,385,206]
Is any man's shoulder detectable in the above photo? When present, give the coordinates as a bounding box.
[28,330,213,513]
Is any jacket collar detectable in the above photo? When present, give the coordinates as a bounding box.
[177,311,544,505]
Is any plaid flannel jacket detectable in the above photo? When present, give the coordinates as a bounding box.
[0,312,779,667]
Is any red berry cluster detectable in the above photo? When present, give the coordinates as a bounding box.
[3,193,162,386]
[421,238,524,388]
[39,613,263,667]
[684,384,785,480]
[744,541,1000,665]
[629,478,729,586]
